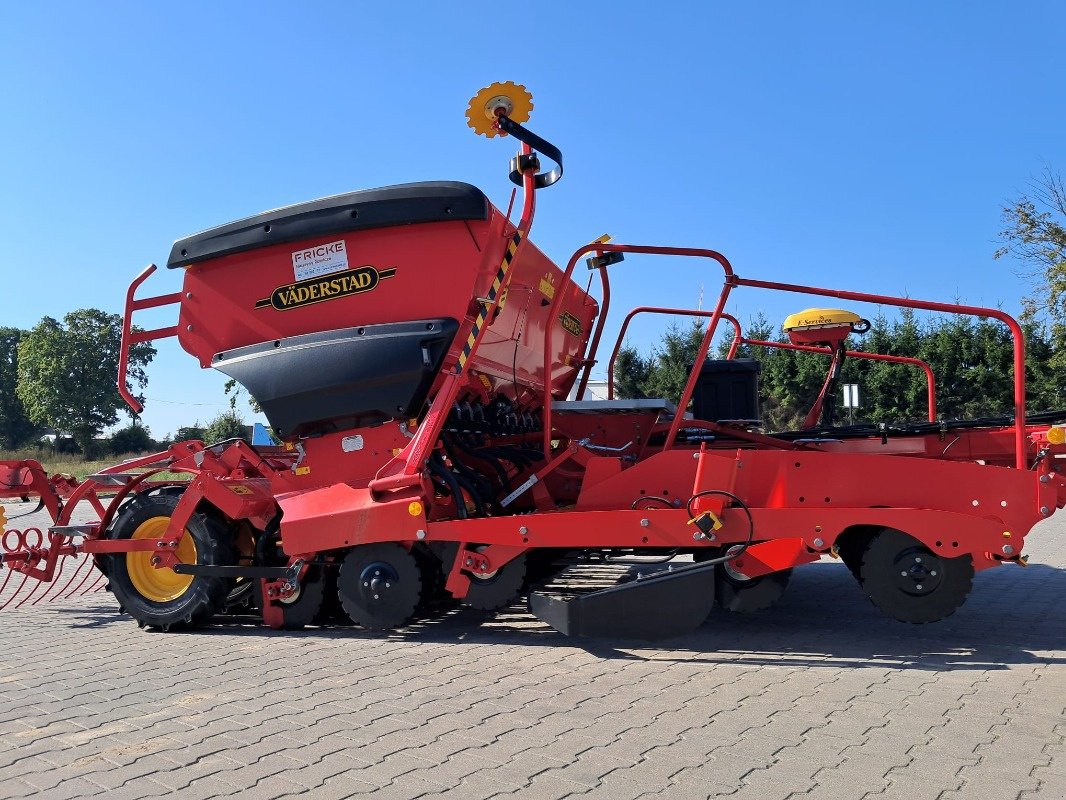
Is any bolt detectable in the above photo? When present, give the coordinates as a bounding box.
[150,556,160,566]
[156,541,165,548]
[519,526,528,535]
[1040,474,1050,483]
[185,292,193,299]
[1041,506,1050,516]
[187,324,194,332]
[916,584,923,590]
[363,581,368,587]
[930,570,937,576]
[416,529,426,540]
[813,538,824,548]
[465,558,473,566]
[693,452,700,459]
[375,570,381,576]
[385,582,391,588]
[708,534,717,541]
[373,594,379,600]
[1001,500,1008,507]
[693,532,705,541]
[1003,544,1014,555]
[915,557,922,563]
[640,518,650,528]
[901,571,908,577]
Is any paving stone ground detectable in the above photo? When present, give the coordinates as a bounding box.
[0,501,1063,799]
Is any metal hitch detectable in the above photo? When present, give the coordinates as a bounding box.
[528,560,717,640]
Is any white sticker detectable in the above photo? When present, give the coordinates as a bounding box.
[341,435,364,453]
[292,240,349,281]
[500,474,539,507]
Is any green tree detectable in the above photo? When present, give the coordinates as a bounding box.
[996,166,1066,319]
[174,424,206,442]
[202,409,248,443]
[0,327,38,448]
[108,422,157,455]
[16,310,156,457]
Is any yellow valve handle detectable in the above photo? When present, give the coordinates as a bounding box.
[466,82,534,138]
[687,510,723,531]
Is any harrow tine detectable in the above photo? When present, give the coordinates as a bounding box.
[0,572,32,610]
[61,557,99,599]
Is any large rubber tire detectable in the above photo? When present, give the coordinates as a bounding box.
[859,528,973,623]
[106,493,237,631]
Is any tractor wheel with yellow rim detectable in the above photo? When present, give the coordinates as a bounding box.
[106,492,237,631]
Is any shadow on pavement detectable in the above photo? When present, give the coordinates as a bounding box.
[41,561,1066,671]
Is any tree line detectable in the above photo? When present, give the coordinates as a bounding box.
[614,311,1061,429]
[0,310,248,458]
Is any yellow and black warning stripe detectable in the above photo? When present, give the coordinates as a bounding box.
[456,231,523,372]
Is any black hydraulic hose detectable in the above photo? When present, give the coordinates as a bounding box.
[685,490,756,567]
[451,435,511,489]
[442,436,496,498]
[449,469,487,517]
[428,454,466,520]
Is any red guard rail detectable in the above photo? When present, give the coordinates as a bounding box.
[543,245,1026,469]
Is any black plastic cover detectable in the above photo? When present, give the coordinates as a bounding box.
[528,562,717,640]
[168,182,489,268]
[691,359,762,423]
[212,319,458,438]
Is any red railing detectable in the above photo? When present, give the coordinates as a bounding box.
[544,244,1026,468]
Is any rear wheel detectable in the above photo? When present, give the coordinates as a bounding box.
[107,494,236,631]
[859,528,973,623]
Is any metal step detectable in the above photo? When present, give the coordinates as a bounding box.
[48,524,98,538]
[528,560,717,640]
[85,473,136,486]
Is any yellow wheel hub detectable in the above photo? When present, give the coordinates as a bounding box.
[466,81,533,138]
[126,516,196,602]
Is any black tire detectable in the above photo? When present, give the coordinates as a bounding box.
[859,528,973,623]
[716,566,792,613]
[338,543,423,630]
[694,546,791,613]
[463,551,526,611]
[254,566,327,630]
[107,493,237,631]
[252,528,326,629]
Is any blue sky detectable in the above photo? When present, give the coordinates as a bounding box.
[2,2,1063,438]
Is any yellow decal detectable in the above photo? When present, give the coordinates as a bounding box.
[560,312,583,337]
[538,274,556,299]
[229,485,254,496]
[256,266,397,311]
[408,501,423,517]
[295,466,311,476]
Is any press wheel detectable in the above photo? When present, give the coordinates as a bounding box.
[695,546,792,613]
[463,550,526,611]
[338,543,423,630]
[859,528,973,623]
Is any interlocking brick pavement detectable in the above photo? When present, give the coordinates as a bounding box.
[0,502,1063,799]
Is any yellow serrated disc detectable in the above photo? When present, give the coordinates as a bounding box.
[465,81,534,138]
